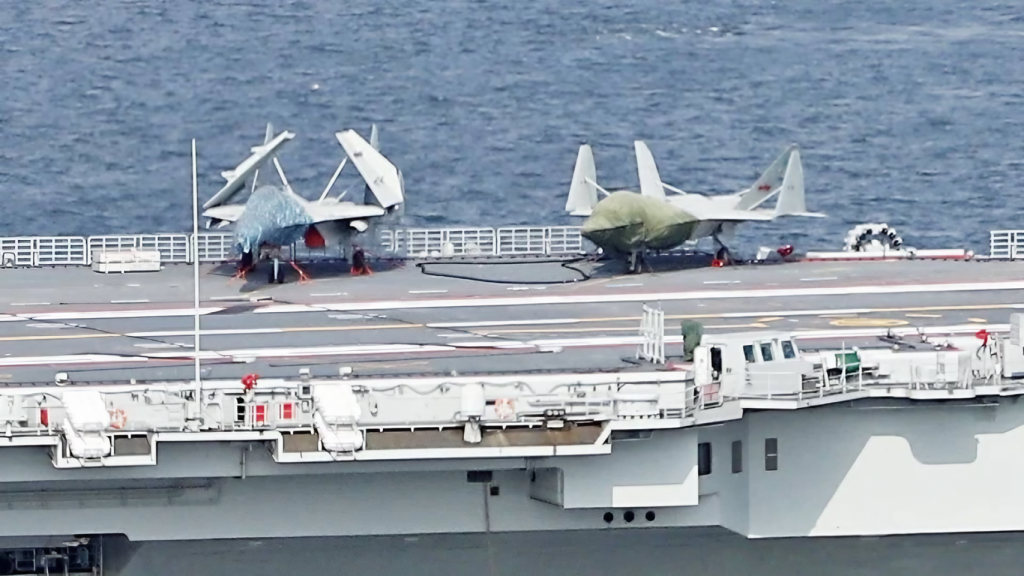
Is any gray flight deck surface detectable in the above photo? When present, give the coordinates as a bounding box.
[1,255,1020,385]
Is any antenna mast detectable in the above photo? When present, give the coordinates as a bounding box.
[192,139,202,398]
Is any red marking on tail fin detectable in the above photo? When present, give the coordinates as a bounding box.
[757,184,771,191]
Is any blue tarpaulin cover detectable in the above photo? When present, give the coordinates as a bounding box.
[233,185,313,254]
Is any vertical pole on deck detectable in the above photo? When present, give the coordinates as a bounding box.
[192,139,202,398]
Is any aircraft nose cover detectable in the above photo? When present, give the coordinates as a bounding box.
[233,186,314,254]
[581,192,697,253]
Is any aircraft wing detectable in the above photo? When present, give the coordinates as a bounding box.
[202,204,246,223]
[304,202,386,224]
[335,130,404,209]
[204,129,296,210]
[668,195,777,222]
[686,206,778,222]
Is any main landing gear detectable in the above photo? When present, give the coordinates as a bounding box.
[712,234,735,267]
[627,250,647,274]
[231,247,312,284]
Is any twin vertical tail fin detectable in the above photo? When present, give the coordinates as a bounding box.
[732,144,824,218]
[565,144,599,216]
[773,148,824,218]
[634,141,667,200]
[733,144,794,211]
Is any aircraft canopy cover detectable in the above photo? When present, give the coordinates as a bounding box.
[580,191,698,253]
[233,185,313,254]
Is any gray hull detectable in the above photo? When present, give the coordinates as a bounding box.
[107,529,1024,576]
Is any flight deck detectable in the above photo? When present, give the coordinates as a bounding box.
[0,239,1021,385]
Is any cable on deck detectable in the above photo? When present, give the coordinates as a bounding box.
[415,258,591,285]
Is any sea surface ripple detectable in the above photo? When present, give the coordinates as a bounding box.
[1,0,1022,253]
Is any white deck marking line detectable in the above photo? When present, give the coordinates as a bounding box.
[310,292,346,297]
[0,355,147,367]
[607,283,643,287]
[703,281,741,285]
[409,290,449,294]
[253,280,1024,314]
[19,307,227,321]
[134,343,189,349]
[799,277,838,282]
[143,344,455,360]
[0,323,1012,366]
[10,303,50,306]
[110,299,150,304]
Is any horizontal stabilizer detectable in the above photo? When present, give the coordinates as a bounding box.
[565,144,598,216]
[201,204,246,224]
[204,129,295,210]
[335,130,404,210]
[635,141,666,200]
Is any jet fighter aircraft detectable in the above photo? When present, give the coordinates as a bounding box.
[564,141,824,272]
[202,123,404,283]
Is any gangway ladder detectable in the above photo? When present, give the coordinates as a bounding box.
[636,303,666,364]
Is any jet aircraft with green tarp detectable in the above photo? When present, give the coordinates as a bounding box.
[564,141,824,272]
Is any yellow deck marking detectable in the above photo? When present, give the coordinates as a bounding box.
[829,318,908,327]
[282,324,418,332]
[475,323,768,335]
[757,317,784,322]
[969,318,988,323]
[906,313,942,318]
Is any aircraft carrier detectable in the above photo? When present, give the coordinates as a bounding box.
[2,220,1024,575]
[4,129,1024,574]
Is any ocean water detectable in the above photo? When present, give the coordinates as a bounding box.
[1,0,1022,254]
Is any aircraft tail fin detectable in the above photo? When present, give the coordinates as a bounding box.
[634,141,666,200]
[774,148,824,218]
[565,144,599,216]
[734,144,795,211]
[369,124,379,151]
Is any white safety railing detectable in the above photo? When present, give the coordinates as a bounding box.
[1,236,88,267]
[636,304,666,365]
[403,227,498,257]
[990,230,1024,259]
[0,225,593,268]
[88,234,190,264]
[194,232,234,262]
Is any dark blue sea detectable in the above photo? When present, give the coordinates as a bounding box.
[1,0,1022,254]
